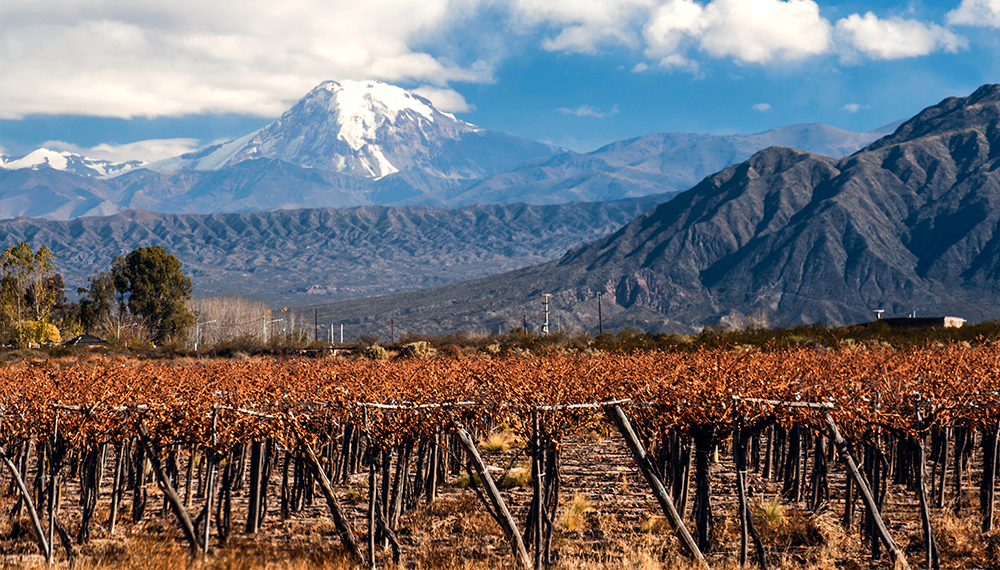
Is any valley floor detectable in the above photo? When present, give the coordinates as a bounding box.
[3,430,998,570]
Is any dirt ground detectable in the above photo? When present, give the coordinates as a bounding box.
[2,429,999,569]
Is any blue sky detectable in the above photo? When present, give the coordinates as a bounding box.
[1,0,998,159]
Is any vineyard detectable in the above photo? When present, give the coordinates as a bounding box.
[1,346,999,569]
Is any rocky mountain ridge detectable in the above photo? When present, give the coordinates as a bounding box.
[0,197,665,306]
[2,80,901,220]
[306,84,1000,336]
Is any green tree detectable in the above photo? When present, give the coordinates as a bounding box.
[79,270,119,333]
[1,242,58,346]
[115,246,194,343]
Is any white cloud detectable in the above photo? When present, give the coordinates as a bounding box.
[659,54,701,73]
[752,103,772,112]
[0,0,492,119]
[842,103,867,113]
[631,62,650,73]
[835,12,967,60]
[0,0,979,120]
[556,104,620,118]
[43,139,202,163]
[412,87,475,113]
[513,0,656,53]
[699,0,831,63]
[946,0,1000,28]
[643,0,830,67]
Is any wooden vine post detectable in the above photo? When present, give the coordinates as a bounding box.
[981,420,999,533]
[531,408,544,570]
[452,420,532,569]
[47,411,59,566]
[824,413,911,570]
[289,411,367,568]
[136,422,200,553]
[913,406,940,570]
[603,403,706,567]
[732,416,767,569]
[367,452,378,568]
[0,445,49,559]
[203,407,219,555]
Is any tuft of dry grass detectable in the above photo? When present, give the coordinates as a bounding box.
[926,509,1000,566]
[753,495,786,528]
[561,493,595,532]
[478,431,519,453]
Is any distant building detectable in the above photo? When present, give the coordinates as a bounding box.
[64,335,111,348]
[880,316,966,329]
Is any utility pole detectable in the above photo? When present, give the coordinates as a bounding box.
[263,318,283,343]
[194,319,216,351]
[314,309,318,343]
[542,294,551,335]
[598,292,603,335]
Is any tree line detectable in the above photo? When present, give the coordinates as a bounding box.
[1,243,194,347]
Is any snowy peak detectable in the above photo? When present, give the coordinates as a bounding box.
[0,148,144,177]
[224,80,477,179]
[317,80,459,150]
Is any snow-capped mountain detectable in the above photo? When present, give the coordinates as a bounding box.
[226,81,476,179]
[149,80,559,185]
[1,79,907,220]
[0,148,144,177]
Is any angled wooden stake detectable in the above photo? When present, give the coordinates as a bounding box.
[604,404,707,567]
[453,422,531,569]
[824,413,911,570]
[137,422,199,552]
[0,446,49,559]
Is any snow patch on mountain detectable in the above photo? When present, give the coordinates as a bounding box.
[0,148,144,177]
[222,80,478,179]
[144,131,261,172]
[323,80,443,151]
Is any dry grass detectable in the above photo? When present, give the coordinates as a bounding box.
[923,510,1000,567]
[561,493,595,532]
[478,432,519,453]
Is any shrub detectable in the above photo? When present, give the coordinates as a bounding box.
[362,344,388,360]
[400,341,436,359]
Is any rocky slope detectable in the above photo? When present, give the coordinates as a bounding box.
[440,121,901,206]
[309,85,1000,337]
[0,197,665,306]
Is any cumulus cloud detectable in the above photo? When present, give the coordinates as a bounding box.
[946,0,1000,28]
[0,0,979,120]
[412,87,476,113]
[0,0,492,119]
[556,104,620,118]
[835,12,967,60]
[43,139,203,163]
[841,103,868,113]
[699,0,831,63]
[513,0,656,54]
[643,0,830,67]
[752,103,772,112]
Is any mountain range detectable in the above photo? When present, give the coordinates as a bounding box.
[2,80,897,220]
[305,84,1000,337]
[5,81,995,338]
[0,197,664,306]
